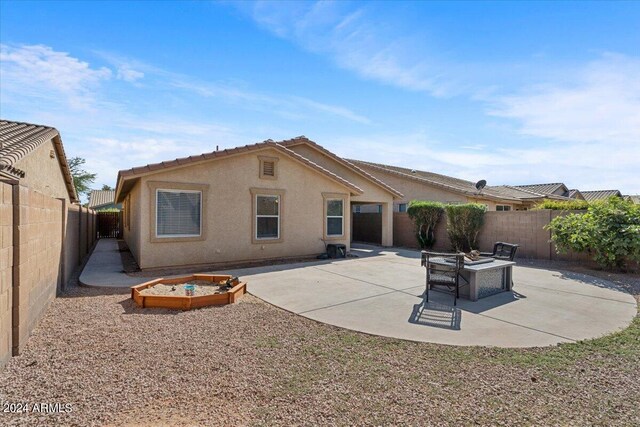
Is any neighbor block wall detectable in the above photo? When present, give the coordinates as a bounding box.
[1,183,97,368]
[0,182,14,367]
[392,210,594,263]
[12,186,63,356]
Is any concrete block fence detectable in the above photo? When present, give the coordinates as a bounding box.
[0,181,96,368]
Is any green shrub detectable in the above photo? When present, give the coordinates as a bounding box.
[546,197,640,270]
[407,201,445,249]
[445,203,487,252]
[533,199,590,210]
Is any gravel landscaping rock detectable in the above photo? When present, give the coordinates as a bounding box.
[0,260,638,426]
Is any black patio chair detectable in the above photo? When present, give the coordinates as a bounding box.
[480,242,519,261]
[421,251,465,306]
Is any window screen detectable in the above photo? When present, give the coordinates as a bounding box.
[156,190,201,237]
[256,195,279,239]
[326,199,343,236]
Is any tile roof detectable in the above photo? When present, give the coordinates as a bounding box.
[88,190,116,208]
[626,195,640,204]
[277,137,404,198]
[0,119,78,202]
[513,183,567,195]
[348,159,522,202]
[116,140,364,202]
[581,190,623,202]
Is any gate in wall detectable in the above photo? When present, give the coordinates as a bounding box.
[96,211,122,238]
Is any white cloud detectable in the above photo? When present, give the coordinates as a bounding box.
[0,44,112,108]
[490,54,640,145]
[328,130,640,193]
[116,65,144,82]
[244,1,456,96]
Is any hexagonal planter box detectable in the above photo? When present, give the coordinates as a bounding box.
[131,274,247,310]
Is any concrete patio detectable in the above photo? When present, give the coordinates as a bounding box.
[225,245,636,347]
[80,240,637,348]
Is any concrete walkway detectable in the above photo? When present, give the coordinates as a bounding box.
[79,239,146,288]
[80,240,637,348]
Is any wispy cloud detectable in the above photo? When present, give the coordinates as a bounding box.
[490,53,640,145]
[242,1,458,96]
[0,44,112,108]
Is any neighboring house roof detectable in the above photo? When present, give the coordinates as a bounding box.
[88,190,117,209]
[625,195,640,204]
[0,119,78,202]
[278,137,404,198]
[115,140,364,202]
[565,189,583,199]
[514,183,568,195]
[581,190,622,202]
[348,159,523,203]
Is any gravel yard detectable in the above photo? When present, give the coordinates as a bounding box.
[1,261,638,426]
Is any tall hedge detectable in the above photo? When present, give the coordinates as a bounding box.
[546,197,640,270]
[533,199,590,210]
[445,203,487,252]
[407,200,445,249]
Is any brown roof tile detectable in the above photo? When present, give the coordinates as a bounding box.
[116,140,364,202]
[0,119,78,202]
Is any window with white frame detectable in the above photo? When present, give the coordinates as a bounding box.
[256,195,280,239]
[156,189,202,237]
[326,199,344,236]
[496,205,512,211]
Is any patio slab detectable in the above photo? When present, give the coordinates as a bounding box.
[232,245,637,348]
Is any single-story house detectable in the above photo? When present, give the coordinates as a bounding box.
[347,160,525,211]
[114,137,403,270]
[0,119,78,203]
[581,190,622,202]
[88,190,121,210]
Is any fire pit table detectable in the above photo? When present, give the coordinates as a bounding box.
[429,257,515,301]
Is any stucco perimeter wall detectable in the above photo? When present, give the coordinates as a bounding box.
[134,148,352,269]
[393,210,593,263]
[13,137,71,203]
[1,183,96,368]
[0,183,14,367]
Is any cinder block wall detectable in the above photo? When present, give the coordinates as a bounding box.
[0,182,14,367]
[352,213,382,244]
[13,186,64,356]
[1,183,97,368]
[393,210,593,263]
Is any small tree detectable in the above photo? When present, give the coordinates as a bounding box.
[546,197,640,270]
[407,201,445,249]
[445,203,487,252]
[68,157,96,198]
[101,184,114,191]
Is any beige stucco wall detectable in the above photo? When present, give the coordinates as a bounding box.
[123,179,142,265]
[127,147,352,269]
[355,165,516,211]
[13,138,71,203]
[286,144,395,245]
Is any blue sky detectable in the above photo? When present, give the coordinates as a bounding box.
[1,1,639,194]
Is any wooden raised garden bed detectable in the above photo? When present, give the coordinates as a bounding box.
[131,274,247,310]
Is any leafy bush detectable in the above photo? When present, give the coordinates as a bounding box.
[407,200,445,249]
[533,199,590,210]
[546,197,640,270]
[445,204,487,252]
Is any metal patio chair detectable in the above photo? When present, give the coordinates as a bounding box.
[421,251,465,306]
[480,242,519,261]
